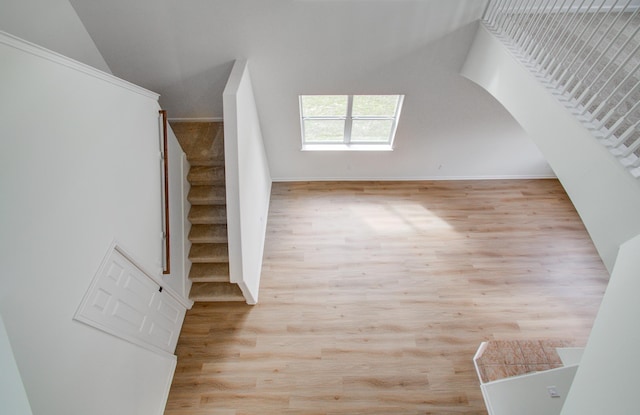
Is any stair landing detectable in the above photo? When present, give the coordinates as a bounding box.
[474,339,576,384]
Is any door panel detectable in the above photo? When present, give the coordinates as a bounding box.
[75,246,185,355]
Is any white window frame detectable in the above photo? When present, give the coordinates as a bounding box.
[300,95,404,151]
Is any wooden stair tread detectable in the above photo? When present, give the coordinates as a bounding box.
[187,166,225,185]
[189,224,227,243]
[189,243,228,263]
[189,263,229,282]
[189,282,244,302]
[188,205,227,224]
[188,185,225,205]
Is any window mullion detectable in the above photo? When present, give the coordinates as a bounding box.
[344,95,354,144]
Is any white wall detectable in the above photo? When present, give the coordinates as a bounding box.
[561,233,640,415]
[0,0,111,73]
[69,0,554,181]
[0,33,175,415]
[482,365,578,415]
[460,25,640,272]
[251,2,553,181]
[223,60,272,304]
[0,314,33,415]
[160,125,193,304]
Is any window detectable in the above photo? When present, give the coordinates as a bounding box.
[300,95,404,150]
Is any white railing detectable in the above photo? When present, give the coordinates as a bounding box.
[483,0,640,178]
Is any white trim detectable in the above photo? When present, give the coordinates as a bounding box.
[0,31,159,100]
[301,143,394,152]
[167,117,224,122]
[271,174,558,182]
[113,241,192,310]
[473,342,489,384]
[237,281,257,305]
[157,356,177,415]
[74,242,182,359]
[495,5,640,14]
[482,364,579,386]
[300,95,404,146]
[180,154,193,308]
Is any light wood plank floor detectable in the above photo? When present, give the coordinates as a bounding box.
[165,180,609,415]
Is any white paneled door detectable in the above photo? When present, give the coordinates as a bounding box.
[74,246,185,355]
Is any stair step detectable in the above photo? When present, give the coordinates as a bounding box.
[188,166,225,185]
[188,155,225,167]
[189,243,228,263]
[189,263,229,283]
[189,224,227,243]
[189,282,245,302]
[188,185,225,205]
[189,122,224,166]
[188,205,227,224]
[171,122,224,164]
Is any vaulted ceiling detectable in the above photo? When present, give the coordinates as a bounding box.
[67,0,552,181]
[69,0,488,118]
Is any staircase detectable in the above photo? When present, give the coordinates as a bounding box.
[170,121,245,302]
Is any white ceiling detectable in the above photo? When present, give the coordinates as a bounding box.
[68,0,554,181]
[68,0,488,118]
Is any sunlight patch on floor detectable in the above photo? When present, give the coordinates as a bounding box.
[353,201,454,234]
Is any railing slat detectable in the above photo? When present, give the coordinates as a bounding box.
[551,0,633,84]
[482,0,640,180]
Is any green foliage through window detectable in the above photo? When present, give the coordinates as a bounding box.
[300,95,403,147]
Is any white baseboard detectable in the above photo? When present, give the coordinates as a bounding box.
[271,174,557,182]
[168,117,223,122]
[157,357,177,415]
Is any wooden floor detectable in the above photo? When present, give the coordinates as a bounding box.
[165,180,609,415]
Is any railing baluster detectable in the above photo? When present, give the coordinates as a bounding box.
[505,0,529,38]
[571,2,640,102]
[535,0,575,65]
[603,101,640,144]
[607,119,640,148]
[531,0,571,65]
[563,6,640,95]
[496,0,517,32]
[551,0,633,84]
[591,62,640,124]
[519,0,549,53]
[515,0,543,45]
[486,0,508,26]
[544,0,591,82]
[524,0,560,59]
[528,0,558,62]
[575,27,640,109]
[620,137,640,158]
[483,0,640,178]
[510,0,537,42]
[540,0,577,74]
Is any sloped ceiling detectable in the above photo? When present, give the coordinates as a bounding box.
[69,0,487,118]
[68,0,553,181]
